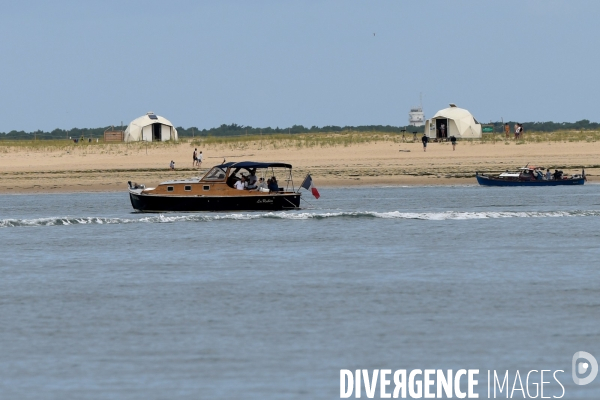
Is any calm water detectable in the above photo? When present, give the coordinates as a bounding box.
[1,186,600,399]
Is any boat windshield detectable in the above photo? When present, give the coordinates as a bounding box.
[201,167,226,181]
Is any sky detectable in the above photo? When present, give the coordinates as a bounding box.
[0,0,598,132]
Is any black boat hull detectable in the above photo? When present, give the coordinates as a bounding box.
[476,175,585,187]
[129,192,301,212]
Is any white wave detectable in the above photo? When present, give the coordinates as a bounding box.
[1,210,599,228]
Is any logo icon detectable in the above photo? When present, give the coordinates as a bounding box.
[572,351,598,385]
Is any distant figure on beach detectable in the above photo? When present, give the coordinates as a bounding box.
[193,148,197,167]
[169,160,175,170]
[450,135,457,150]
[197,151,203,167]
[421,134,429,152]
[504,123,510,139]
[515,124,523,140]
[518,124,524,139]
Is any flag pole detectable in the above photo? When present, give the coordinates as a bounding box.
[300,196,316,208]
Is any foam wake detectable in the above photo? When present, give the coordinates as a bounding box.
[1,210,599,228]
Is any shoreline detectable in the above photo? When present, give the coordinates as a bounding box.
[1,139,599,194]
[0,174,476,194]
[1,175,597,195]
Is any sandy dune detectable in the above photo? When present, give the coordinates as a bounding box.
[0,139,598,193]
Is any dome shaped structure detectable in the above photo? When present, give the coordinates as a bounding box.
[424,104,482,139]
[124,112,178,142]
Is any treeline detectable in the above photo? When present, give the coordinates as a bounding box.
[0,124,425,140]
[1,120,599,140]
[176,123,425,137]
[0,126,127,141]
[485,119,600,133]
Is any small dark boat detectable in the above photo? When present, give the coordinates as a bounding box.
[128,161,302,212]
[476,165,585,187]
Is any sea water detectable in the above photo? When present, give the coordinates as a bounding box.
[1,185,599,399]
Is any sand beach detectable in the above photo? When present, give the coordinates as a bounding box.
[0,137,598,193]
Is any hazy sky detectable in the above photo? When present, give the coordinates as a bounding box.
[1,1,597,132]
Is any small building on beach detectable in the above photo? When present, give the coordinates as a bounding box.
[124,112,178,142]
[424,104,482,140]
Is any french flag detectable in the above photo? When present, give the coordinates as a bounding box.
[300,174,320,199]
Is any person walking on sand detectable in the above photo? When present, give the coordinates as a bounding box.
[450,135,457,150]
[170,160,175,170]
[504,123,510,139]
[193,148,197,167]
[421,134,429,152]
[197,151,203,168]
[518,123,524,139]
[515,124,523,140]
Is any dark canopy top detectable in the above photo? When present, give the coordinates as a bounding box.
[215,161,292,169]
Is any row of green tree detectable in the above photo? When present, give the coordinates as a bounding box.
[176,123,426,137]
[0,126,127,141]
[0,124,425,140]
[1,120,599,140]
[485,120,600,133]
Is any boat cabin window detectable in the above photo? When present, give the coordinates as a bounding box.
[203,185,210,191]
[167,186,174,192]
[184,185,192,191]
[202,167,226,181]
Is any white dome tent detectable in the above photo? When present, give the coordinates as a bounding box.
[124,112,178,142]
[424,104,482,139]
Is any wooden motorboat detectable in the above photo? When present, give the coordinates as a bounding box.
[476,165,585,187]
[128,161,302,212]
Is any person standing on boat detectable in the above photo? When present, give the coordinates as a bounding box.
[421,134,429,152]
[450,135,457,150]
[545,169,552,180]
